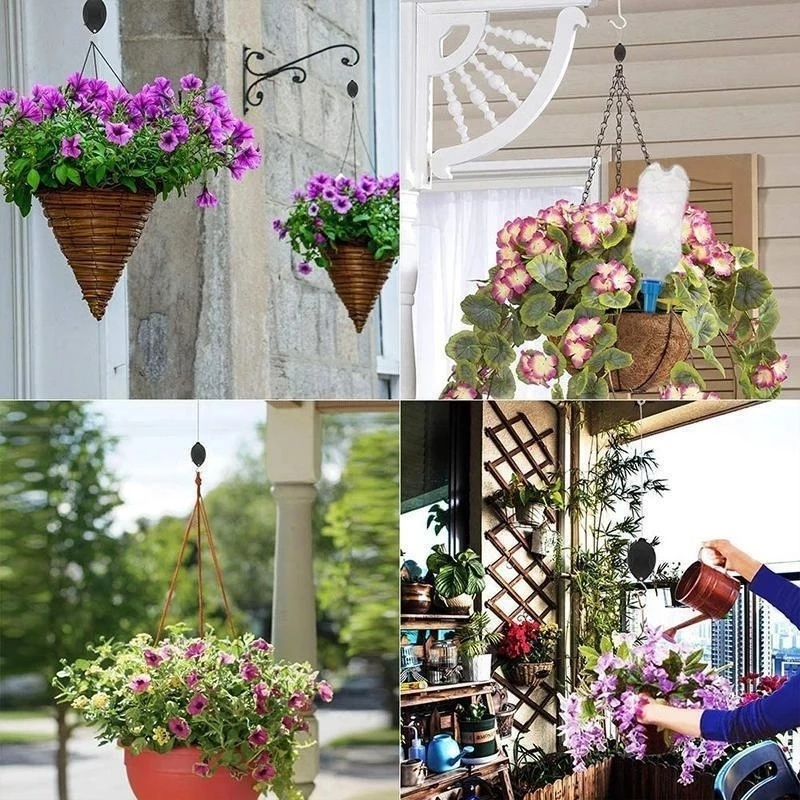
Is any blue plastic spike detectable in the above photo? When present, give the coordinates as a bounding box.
[641,278,662,314]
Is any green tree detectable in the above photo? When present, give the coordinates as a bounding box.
[0,401,159,800]
[317,424,400,722]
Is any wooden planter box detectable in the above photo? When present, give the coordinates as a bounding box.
[609,756,715,800]
[520,758,612,800]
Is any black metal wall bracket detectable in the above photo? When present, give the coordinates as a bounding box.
[242,44,360,115]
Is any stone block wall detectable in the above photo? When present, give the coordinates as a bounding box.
[121,0,379,399]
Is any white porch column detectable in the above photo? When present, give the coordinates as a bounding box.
[265,402,321,799]
[400,189,419,399]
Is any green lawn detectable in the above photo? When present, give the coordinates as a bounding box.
[0,731,54,745]
[0,708,52,721]
[327,727,399,748]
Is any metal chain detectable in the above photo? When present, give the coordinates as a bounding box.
[580,45,652,204]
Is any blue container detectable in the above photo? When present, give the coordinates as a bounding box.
[425,733,474,773]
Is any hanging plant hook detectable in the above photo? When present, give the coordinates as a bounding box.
[609,0,628,30]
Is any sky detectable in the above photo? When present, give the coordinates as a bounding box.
[91,400,267,533]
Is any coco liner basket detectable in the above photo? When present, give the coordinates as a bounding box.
[508,660,553,688]
[125,747,258,800]
[327,242,393,333]
[609,310,691,393]
[37,187,156,321]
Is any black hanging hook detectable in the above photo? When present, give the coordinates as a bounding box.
[83,0,107,34]
[191,442,207,468]
[627,537,657,581]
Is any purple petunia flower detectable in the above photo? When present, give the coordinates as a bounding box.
[0,88,17,106]
[206,84,228,111]
[168,717,191,740]
[187,693,209,716]
[313,233,326,246]
[229,119,254,150]
[105,120,133,146]
[332,195,352,214]
[180,74,203,92]
[195,186,218,208]
[39,87,66,117]
[65,72,91,96]
[307,202,319,217]
[185,670,199,688]
[252,681,269,714]
[295,262,313,277]
[248,726,269,747]
[193,762,210,777]
[170,114,190,142]
[240,661,261,682]
[251,638,272,652]
[321,185,337,202]
[357,175,378,196]
[219,651,235,665]
[60,134,82,159]
[184,640,206,659]
[151,76,175,107]
[143,648,163,667]
[128,674,151,693]
[159,129,179,152]
[252,762,277,783]
[16,97,43,124]
[288,691,308,711]
[317,681,334,702]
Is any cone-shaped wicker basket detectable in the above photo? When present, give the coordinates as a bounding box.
[326,242,393,333]
[610,311,691,393]
[38,187,157,321]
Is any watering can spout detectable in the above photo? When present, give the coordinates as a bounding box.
[451,746,474,765]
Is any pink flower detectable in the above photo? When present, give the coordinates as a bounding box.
[500,264,532,296]
[585,204,615,237]
[195,186,218,208]
[169,717,191,740]
[253,681,269,714]
[184,640,206,659]
[240,661,261,682]
[104,120,133,146]
[590,260,635,295]
[517,350,558,386]
[218,651,235,665]
[252,762,277,783]
[187,694,209,716]
[288,691,309,711]
[658,383,720,400]
[569,317,602,341]
[143,648,163,667]
[192,761,210,777]
[490,279,513,304]
[442,382,479,400]
[571,219,601,251]
[248,726,270,747]
[128,674,151,693]
[180,74,204,91]
[60,134,82,159]
[185,670,199,688]
[563,338,593,369]
[158,129,179,152]
[317,681,334,703]
[753,355,789,389]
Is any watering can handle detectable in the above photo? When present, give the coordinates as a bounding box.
[699,546,729,573]
[664,611,709,640]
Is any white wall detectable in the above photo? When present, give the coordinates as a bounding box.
[0,0,128,398]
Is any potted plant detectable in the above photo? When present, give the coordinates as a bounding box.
[496,618,559,687]
[52,626,333,800]
[456,701,497,760]
[503,472,563,555]
[426,544,487,615]
[273,171,399,332]
[441,191,787,399]
[0,72,261,319]
[455,611,503,682]
[561,628,736,785]
[401,557,433,615]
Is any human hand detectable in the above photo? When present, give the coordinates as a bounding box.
[701,539,762,582]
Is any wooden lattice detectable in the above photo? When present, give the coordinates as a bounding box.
[482,402,562,736]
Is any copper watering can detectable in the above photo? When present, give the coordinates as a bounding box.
[665,548,741,639]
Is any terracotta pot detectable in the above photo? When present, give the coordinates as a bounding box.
[675,560,739,619]
[402,582,433,614]
[609,311,691,393]
[124,747,257,800]
[326,242,394,333]
[38,188,156,320]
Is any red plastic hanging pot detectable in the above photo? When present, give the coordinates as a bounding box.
[124,746,258,800]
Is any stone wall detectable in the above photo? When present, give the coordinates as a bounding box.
[121,0,378,399]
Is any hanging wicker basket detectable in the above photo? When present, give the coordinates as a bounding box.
[609,311,691,393]
[508,660,553,688]
[38,187,156,321]
[326,242,393,333]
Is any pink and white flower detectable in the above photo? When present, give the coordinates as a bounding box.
[752,355,789,389]
[517,350,558,386]
[590,260,636,295]
[443,382,480,399]
[658,383,720,400]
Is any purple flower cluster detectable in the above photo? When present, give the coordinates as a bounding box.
[301,171,399,209]
[561,628,737,784]
[0,72,262,207]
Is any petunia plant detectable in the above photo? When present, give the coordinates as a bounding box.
[0,72,262,215]
[441,190,788,400]
[273,172,399,275]
[53,626,333,800]
[560,628,736,784]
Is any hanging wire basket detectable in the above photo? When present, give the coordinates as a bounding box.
[508,661,553,688]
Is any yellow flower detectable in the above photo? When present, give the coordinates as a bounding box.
[90,692,110,709]
[169,675,183,689]
[73,696,90,710]
[152,727,170,746]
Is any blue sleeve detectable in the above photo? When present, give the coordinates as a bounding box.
[700,566,800,742]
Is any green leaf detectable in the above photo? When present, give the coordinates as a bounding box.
[538,309,574,337]
[66,167,81,186]
[551,383,564,400]
[13,183,32,217]
[683,308,720,348]
[461,292,504,330]
[55,163,69,185]
[543,339,567,373]
[701,345,726,376]
[488,366,516,399]
[120,177,137,193]
[546,224,569,252]
[578,645,599,660]
[731,246,755,270]
[454,361,479,386]
[446,331,482,363]
[733,267,771,311]
[480,332,515,369]
[519,292,556,326]
[579,374,610,399]
[526,253,568,291]
[669,361,705,389]
[597,290,632,309]
[26,168,40,191]
[594,323,617,351]
[600,220,627,249]
[566,370,588,398]
[586,347,632,373]
[11,158,31,178]
[756,294,780,340]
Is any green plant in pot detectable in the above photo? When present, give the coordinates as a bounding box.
[455,701,497,761]
[455,611,503,682]
[401,556,433,615]
[504,472,563,555]
[426,544,487,616]
[441,185,787,400]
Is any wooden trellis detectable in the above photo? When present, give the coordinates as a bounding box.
[482,401,562,735]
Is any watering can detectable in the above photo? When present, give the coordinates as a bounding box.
[665,548,740,639]
[425,734,474,773]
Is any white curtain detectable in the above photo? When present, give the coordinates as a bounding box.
[414,185,583,399]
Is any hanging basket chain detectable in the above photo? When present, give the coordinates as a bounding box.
[155,463,237,643]
[580,44,652,205]
[337,81,378,179]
